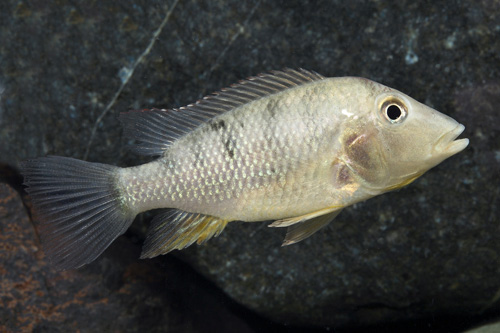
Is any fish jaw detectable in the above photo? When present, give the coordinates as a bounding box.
[433,123,469,158]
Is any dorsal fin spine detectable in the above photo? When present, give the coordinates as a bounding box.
[120,69,325,156]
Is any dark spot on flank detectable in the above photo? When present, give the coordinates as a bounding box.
[266,100,278,118]
[192,147,202,163]
[224,139,234,158]
[210,120,226,131]
[337,165,352,184]
[268,106,276,118]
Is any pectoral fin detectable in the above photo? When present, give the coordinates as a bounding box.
[282,209,343,246]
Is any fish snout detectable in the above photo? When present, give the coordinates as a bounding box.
[433,123,469,157]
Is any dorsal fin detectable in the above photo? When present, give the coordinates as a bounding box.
[120,69,325,156]
[140,209,231,258]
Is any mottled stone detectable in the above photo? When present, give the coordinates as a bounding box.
[0,184,253,332]
[1,0,499,330]
[466,320,500,333]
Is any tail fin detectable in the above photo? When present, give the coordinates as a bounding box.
[21,156,135,270]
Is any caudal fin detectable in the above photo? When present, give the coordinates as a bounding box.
[21,156,135,270]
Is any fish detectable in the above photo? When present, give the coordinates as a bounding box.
[21,69,469,270]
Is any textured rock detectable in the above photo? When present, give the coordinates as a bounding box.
[466,321,500,333]
[1,0,499,330]
[0,183,253,332]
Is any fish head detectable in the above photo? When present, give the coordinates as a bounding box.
[364,87,469,191]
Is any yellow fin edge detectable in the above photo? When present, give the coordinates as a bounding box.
[385,173,423,191]
[141,210,231,258]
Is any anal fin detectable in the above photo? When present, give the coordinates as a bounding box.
[282,209,342,246]
[141,209,230,258]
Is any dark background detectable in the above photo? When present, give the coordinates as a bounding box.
[1,0,499,332]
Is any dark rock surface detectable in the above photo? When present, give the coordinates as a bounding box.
[1,0,499,331]
[0,183,254,332]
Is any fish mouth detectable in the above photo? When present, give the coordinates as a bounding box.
[434,124,469,156]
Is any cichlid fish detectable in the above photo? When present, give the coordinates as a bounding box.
[21,69,469,270]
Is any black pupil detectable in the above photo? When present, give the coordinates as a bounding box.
[387,104,402,120]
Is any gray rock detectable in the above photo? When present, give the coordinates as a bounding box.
[1,0,499,330]
[466,321,500,333]
[0,183,254,332]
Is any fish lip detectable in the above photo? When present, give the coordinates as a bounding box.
[433,124,469,156]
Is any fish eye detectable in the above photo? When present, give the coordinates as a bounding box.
[380,98,408,124]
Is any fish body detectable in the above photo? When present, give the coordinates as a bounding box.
[120,77,363,221]
[21,69,469,270]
